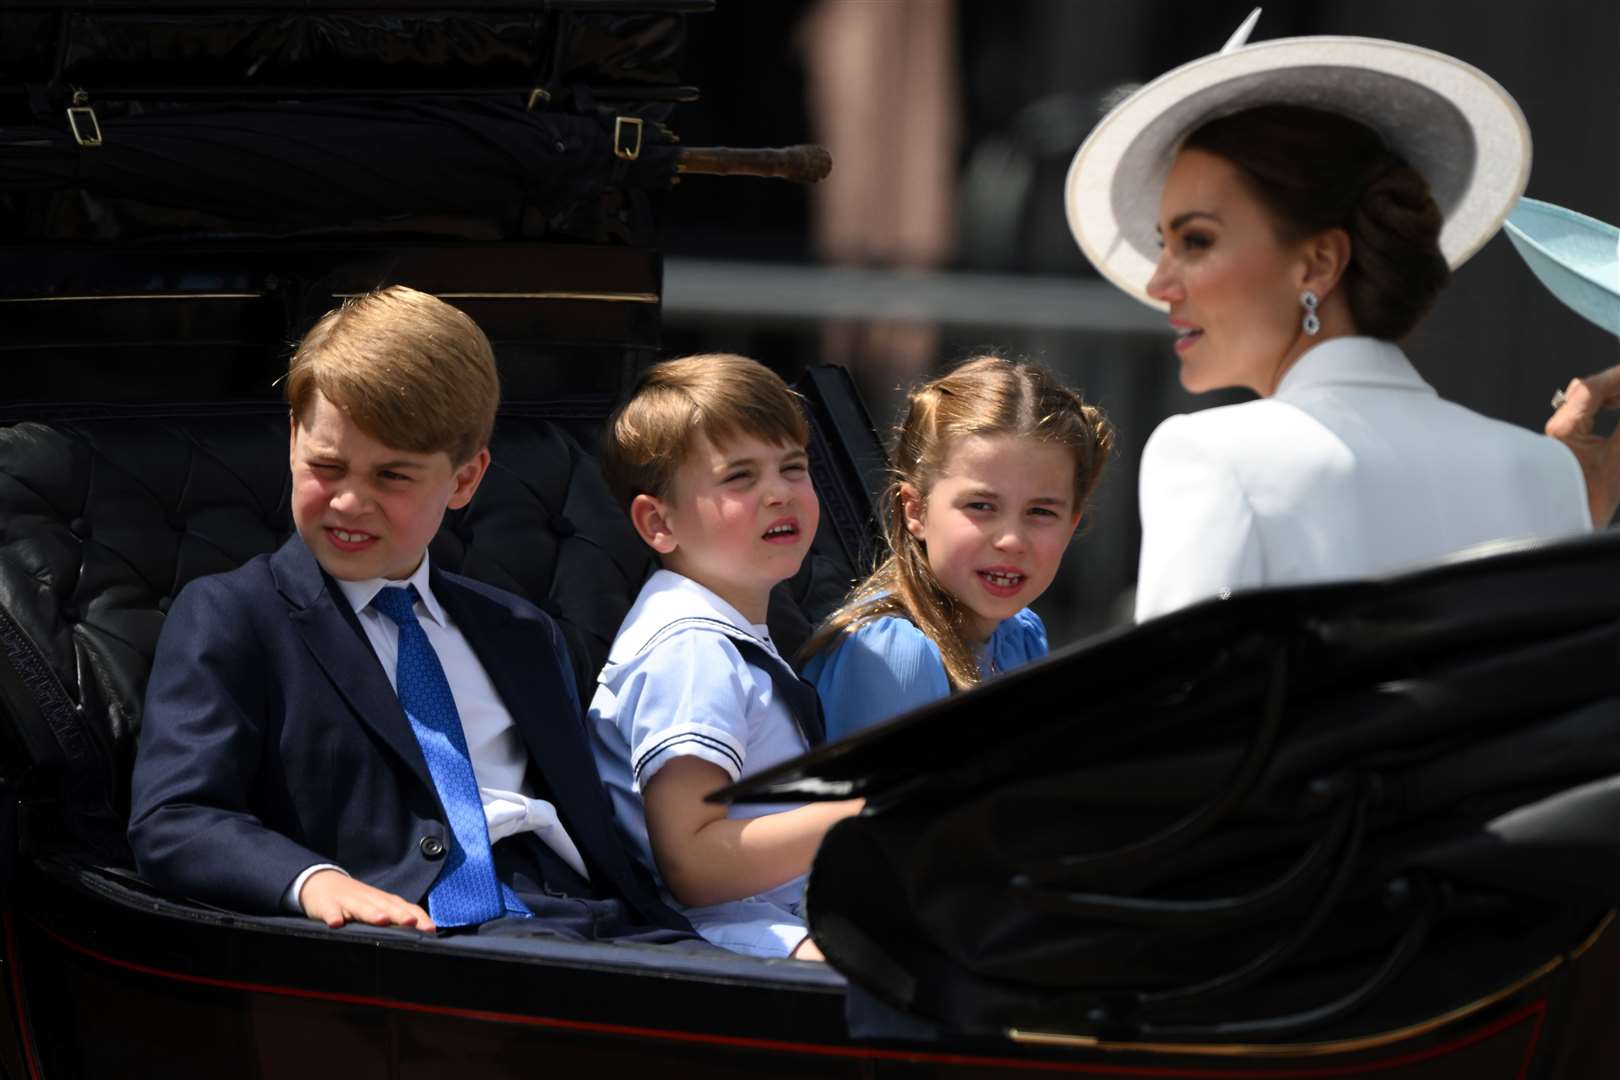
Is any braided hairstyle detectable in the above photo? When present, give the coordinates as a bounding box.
[802,356,1113,690]
[1183,105,1449,340]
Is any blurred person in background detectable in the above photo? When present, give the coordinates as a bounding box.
[799,0,960,405]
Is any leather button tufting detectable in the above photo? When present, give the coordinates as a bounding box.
[69,517,90,540]
[157,597,172,614]
[551,517,575,538]
[167,513,186,532]
[419,835,446,859]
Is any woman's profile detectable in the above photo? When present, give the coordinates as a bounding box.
[1065,19,1595,619]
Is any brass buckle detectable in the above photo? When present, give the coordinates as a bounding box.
[526,87,550,111]
[612,116,643,161]
[67,90,102,148]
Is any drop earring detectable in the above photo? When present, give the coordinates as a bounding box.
[1300,290,1320,336]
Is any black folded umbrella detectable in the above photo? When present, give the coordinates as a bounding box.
[720,532,1620,1045]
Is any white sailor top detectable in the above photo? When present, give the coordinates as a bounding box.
[587,569,821,958]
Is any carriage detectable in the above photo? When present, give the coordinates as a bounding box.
[1,4,1617,1076]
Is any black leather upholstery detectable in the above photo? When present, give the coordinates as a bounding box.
[0,388,875,863]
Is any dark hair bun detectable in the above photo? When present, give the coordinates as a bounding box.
[1346,163,1449,339]
[1184,106,1450,341]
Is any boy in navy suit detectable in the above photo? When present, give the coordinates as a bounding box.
[129,285,690,941]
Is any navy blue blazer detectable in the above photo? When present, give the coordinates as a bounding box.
[128,534,683,930]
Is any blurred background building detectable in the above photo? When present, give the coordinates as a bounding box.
[657,0,1620,649]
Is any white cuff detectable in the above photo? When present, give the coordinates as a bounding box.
[285,863,347,914]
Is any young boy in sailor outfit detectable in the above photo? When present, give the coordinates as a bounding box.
[589,354,863,959]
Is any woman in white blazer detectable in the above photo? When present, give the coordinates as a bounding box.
[1063,23,1594,620]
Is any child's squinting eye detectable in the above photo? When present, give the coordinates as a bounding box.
[723,470,751,484]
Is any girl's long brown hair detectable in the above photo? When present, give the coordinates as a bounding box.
[802,356,1113,690]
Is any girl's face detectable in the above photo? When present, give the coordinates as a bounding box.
[902,434,1080,647]
[1145,148,1311,396]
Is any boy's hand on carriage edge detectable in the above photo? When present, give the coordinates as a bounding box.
[299,869,437,932]
[1547,366,1620,528]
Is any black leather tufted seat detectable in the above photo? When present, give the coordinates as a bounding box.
[0,377,881,868]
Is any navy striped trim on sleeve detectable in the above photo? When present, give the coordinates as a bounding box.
[632,731,745,785]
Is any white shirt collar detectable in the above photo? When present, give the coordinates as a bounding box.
[333,552,449,628]
[609,569,774,660]
[1274,336,1435,400]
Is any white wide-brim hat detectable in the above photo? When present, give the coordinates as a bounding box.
[1504,197,1620,337]
[1065,12,1532,310]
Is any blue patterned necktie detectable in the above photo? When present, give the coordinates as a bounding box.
[371,585,530,927]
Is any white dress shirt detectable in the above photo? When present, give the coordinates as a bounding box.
[1136,337,1593,621]
[589,570,811,958]
[287,553,587,912]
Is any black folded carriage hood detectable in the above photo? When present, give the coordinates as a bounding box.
[720,531,1620,1046]
[0,1,711,245]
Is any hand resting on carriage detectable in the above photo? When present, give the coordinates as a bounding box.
[299,869,437,932]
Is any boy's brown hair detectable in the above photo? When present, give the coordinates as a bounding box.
[285,285,499,465]
[601,354,810,509]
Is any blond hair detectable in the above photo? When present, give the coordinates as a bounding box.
[285,285,499,465]
[803,356,1113,690]
[601,353,810,509]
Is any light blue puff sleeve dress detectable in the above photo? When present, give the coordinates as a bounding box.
[803,608,1048,742]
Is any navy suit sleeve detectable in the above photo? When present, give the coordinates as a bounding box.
[127,573,330,913]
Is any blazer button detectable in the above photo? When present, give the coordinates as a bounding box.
[419,836,446,859]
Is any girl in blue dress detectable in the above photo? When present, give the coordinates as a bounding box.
[801,356,1113,739]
